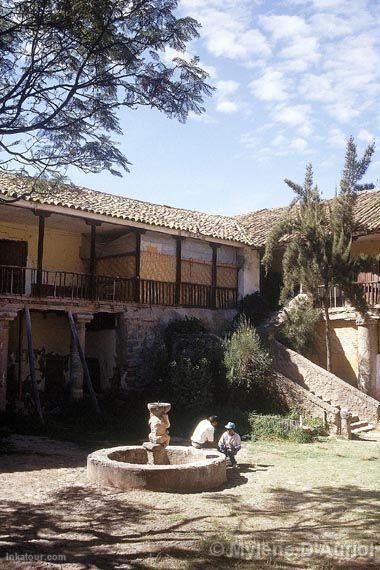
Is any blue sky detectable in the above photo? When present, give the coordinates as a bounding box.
[70,0,380,216]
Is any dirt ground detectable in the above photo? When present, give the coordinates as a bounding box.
[0,433,379,569]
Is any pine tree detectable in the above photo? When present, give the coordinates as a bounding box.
[263,137,376,372]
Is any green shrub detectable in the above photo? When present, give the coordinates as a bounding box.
[287,428,313,443]
[249,413,315,443]
[277,296,320,354]
[224,317,272,406]
[167,356,215,414]
[237,292,273,326]
[151,318,226,423]
[164,317,206,352]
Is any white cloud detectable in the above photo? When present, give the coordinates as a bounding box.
[216,100,239,113]
[358,129,375,143]
[290,138,308,151]
[249,69,290,101]
[215,79,240,114]
[259,15,310,40]
[328,127,347,147]
[181,1,271,63]
[273,104,312,127]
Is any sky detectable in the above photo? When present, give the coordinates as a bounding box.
[70,0,380,216]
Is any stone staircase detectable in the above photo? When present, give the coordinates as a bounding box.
[271,340,380,435]
[349,415,375,436]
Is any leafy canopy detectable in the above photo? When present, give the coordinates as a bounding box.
[0,0,211,180]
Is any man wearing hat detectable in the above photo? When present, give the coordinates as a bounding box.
[218,422,241,466]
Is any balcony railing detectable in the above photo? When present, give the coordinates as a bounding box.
[316,282,380,309]
[0,265,237,310]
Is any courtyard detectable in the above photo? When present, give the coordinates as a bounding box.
[0,433,379,569]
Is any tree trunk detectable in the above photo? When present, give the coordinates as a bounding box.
[323,297,332,372]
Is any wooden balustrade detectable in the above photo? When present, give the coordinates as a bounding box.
[316,282,380,309]
[0,265,238,309]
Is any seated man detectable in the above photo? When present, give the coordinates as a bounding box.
[218,422,241,466]
[191,416,218,449]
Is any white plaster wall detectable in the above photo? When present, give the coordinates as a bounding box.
[142,231,176,255]
[182,238,212,261]
[238,247,260,298]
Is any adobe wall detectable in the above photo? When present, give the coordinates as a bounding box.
[0,219,85,273]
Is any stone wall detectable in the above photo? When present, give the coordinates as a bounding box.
[272,340,380,423]
[116,305,236,389]
[271,373,341,433]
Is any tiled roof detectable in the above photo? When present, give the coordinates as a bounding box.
[0,172,254,246]
[236,190,380,247]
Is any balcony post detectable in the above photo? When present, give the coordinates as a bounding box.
[174,236,185,305]
[134,230,145,303]
[34,211,51,296]
[209,243,220,309]
[70,313,93,401]
[0,310,18,411]
[86,220,101,300]
[356,316,378,397]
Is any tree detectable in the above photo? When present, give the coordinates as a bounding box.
[0,0,211,186]
[263,137,376,372]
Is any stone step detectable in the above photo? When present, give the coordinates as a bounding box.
[350,420,369,430]
[351,424,375,434]
[350,415,360,423]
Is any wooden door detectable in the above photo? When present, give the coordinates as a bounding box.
[0,240,27,294]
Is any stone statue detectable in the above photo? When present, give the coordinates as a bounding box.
[148,402,171,447]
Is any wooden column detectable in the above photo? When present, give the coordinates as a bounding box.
[210,243,219,309]
[34,211,51,295]
[174,236,184,305]
[134,230,144,303]
[86,220,101,300]
[0,311,18,411]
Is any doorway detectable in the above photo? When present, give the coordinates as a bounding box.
[0,239,28,294]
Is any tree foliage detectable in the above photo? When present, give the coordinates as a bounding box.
[224,316,272,405]
[0,0,211,181]
[263,137,377,370]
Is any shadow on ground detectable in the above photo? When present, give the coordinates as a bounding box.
[0,482,378,568]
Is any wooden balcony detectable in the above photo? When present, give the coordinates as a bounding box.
[0,265,237,310]
[316,282,380,309]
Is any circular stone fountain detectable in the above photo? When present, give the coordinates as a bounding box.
[87,403,227,492]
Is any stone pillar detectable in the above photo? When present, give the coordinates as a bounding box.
[356,317,377,396]
[70,313,93,401]
[340,409,353,440]
[0,311,18,411]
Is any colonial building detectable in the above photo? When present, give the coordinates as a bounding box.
[237,190,380,400]
[0,173,260,410]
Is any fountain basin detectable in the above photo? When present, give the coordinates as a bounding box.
[87,445,227,492]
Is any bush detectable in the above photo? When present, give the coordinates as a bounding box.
[146,318,226,427]
[224,317,272,407]
[277,295,320,355]
[167,357,214,414]
[164,317,207,352]
[249,413,314,443]
[237,292,273,326]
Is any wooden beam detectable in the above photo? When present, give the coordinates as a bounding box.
[34,211,50,295]
[210,243,220,309]
[67,312,102,417]
[24,307,44,424]
[174,236,185,305]
[134,230,142,302]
